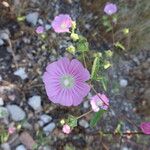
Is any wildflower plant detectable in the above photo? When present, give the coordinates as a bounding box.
[42,4,148,137]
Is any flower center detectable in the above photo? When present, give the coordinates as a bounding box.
[96,100,103,107]
[60,23,67,29]
[60,75,74,89]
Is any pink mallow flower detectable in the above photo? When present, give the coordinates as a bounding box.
[90,93,109,112]
[62,124,71,134]
[8,127,16,134]
[36,26,44,34]
[51,14,72,33]
[43,57,90,106]
[104,3,117,15]
[140,122,150,135]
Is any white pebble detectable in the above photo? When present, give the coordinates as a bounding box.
[43,122,56,134]
[83,101,89,109]
[0,32,9,40]
[7,105,26,121]
[40,114,52,124]
[28,96,42,111]
[119,79,128,87]
[1,143,11,150]
[26,12,39,26]
[0,39,4,46]
[16,145,27,150]
[14,68,28,80]
[45,24,51,30]
[0,97,4,106]
[79,119,89,128]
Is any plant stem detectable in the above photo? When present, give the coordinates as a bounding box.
[77,110,93,119]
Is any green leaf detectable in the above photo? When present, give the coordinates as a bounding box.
[66,115,77,128]
[90,110,106,127]
[114,42,125,51]
[91,56,100,80]
[103,60,111,69]
[76,36,89,52]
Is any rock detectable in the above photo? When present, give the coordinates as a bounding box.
[0,32,9,40]
[83,101,89,109]
[119,79,128,87]
[0,39,4,46]
[143,88,150,100]
[43,122,56,134]
[16,145,27,150]
[26,12,39,26]
[79,119,89,128]
[45,24,51,30]
[14,68,28,80]
[0,75,2,81]
[19,132,36,150]
[38,19,43,25]
[38,120,44,127]
[7,105,26,121]
[0,107,9,119]
[40,114,52,124]
[0,97,4,106]
[28,95,42,111]
[1,143,11,150]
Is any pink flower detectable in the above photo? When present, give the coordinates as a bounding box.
[43,57,90,106]
[51,14,72,33]
[90,93,109,112]
[62,124,71,134]
[140,122,150,135]
[104,3,117,15]
[36,26,44,34]
[8,127,16,134]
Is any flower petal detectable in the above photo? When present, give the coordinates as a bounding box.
[69,59,90,81]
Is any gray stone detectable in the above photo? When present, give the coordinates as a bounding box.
[119,79,128,87]
[14,68,28,80]
[16,145,27,150]
[83,101,89,109]
[1,143,11,150]
[0,39,4,46]
[0,107,9,119]
[0,32,9,40]
[40,114,52,124]
[7,105,26,121]
[43,122,56,134]
[45,24,51,30]
[79,119,89,128]
[0,97,4,106]
[26,12,39,26]
[28,95,42,111]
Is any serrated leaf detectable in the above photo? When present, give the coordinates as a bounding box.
[91,56,100,80]
[76,36,89,52]
[90,110,106,127]
[66,115,77,128]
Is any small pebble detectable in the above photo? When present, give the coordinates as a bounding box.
[83,101,89,109]
[28,95,42,111]
[0,39,4,46]
[79,119,89,128]
[45,24,51,30]
[26,12,39,26]
[14,68,28,80]
[40,114,52,124]
[119,79,128,87]
[7,105,26,121]
[43,122,56,134]
[1,143,11,150]
[0,97,4,106]
[38,19,44,25]
[0,75,2,81]
[16,145,27,150]
[0,32,9,40]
